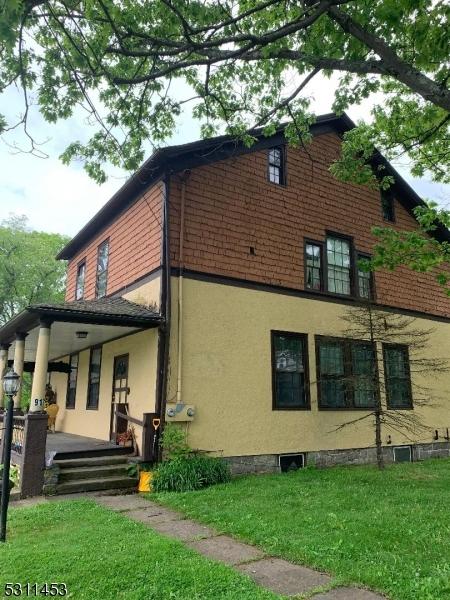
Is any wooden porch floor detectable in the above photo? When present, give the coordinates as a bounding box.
[46,432,129,460]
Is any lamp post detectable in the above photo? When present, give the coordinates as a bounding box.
[0,369,20,542]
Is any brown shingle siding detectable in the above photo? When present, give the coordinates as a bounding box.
[169,132,450,318]
[65,181,163,300]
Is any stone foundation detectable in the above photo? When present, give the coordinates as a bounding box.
[226,441,450,475]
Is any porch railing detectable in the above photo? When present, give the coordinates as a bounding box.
[113,406,159,462]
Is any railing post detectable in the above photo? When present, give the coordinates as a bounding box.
[142,413,159,463]
[20,413,47,498]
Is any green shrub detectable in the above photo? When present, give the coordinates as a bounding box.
[152,456,231,492]
[160,423,191,461]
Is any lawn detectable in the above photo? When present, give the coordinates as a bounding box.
[153,459,450,600]
[0,500,279,600]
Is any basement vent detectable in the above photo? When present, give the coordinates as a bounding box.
[279,453,305,473]
[393,446,412,463]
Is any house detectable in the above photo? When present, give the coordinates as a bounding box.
[1,112,449,474]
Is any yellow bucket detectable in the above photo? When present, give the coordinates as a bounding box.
[138,471,153,493]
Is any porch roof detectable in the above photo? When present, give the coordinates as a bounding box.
[0,297,162,347]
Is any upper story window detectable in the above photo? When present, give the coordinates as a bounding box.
[75,261,86,300]
[357,254,373,300]
[327,236,351,295]
[272,331,309,410]
[316,336,376,409]
[96,240,109,298]
[381,190,395,222]
[305,242,323,291]
[268,147,285,185]
[383,344,412,409]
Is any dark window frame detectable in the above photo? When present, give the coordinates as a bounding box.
[65,352,79,409]
[325,232,355,297]
[267,146,287,186]
[304,239,325,292]
[95,239,110,299]
[356,252,376,301]
[315,335,378,411]
[383,343,413,410]
[381,189,396,222]
[271,330,310,411]
[75,259,86,301]
[86,345,103,410]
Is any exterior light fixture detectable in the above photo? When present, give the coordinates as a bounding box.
[1,368,21,542]
[75,331,88,339]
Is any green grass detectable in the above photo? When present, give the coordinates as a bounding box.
[152,459,450,600]
[0,500,279,600]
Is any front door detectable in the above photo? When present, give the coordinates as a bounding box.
[110,354,129,442]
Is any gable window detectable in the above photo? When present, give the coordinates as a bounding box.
[381,190,395,222]
[87,346,102,409]
[272,331,309,410]
[327,236,351,295]
[268,147,285,185]
[305,242,323,291]
[357,254,373,300]
[316,337,376,409]
[383,344,412,409]
[66,353,79,409]
[96,240,109,298]
[75,261,86,300]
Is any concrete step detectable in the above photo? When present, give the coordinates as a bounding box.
[54,455,131,468]
[55,475,138,495]
[58,464,129,482]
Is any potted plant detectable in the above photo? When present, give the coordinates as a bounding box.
[116,427,134,447]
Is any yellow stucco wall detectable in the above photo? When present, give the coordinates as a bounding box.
[122,274,161,309]
[51,328,159,443]
[168,277,450,457]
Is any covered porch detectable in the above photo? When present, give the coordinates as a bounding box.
[0,297,162,459]
[46,431,129,460]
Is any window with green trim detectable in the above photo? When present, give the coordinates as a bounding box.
[383,344,412,408]
[272,332,309,409]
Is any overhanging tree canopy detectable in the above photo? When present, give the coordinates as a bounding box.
[1,0,449,184]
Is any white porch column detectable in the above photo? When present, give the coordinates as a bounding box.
[13,332,26,410]
[30,321,52,413]
[0,343,10,409]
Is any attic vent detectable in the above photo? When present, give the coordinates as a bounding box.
[393,446,412,463]
[279,453,305,473]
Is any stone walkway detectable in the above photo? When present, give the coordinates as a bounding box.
[94,494,386,599]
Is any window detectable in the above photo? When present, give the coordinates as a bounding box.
[327,236,351,295]
[383,344,412,409]
[381,190,395,222]
[75,261,86,300]
[357,254,373,300]
[316,337,376,409]
[66,353,79,409]
[272,332,309,409]
[305,242,323,291]
[268,147,285,185]
[87,346,102,409]
[96,240,109,298]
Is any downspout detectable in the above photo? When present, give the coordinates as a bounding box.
[155,173,172,460]
[176,171,190,403]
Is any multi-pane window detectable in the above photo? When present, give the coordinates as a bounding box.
[316,337,376,409]
[75,261,86,300]
[327,237,351,295]
[305,243,322,290]
[272,332,309,409]
[381,190,395,222]
[66,353,79,409]
[383,345,412,408]
[87,346,102,409]
[96,240,109,298]
[268,147,285,185]
[357,254,372,300]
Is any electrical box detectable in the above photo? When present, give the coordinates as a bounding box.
[165,403,196,422]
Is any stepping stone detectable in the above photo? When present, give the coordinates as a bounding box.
[188,535,264,566]
[314,587,385,600]
[95,494,150,512]
[125,506,182,524]
[238,558,332,596]
[150,519,217,542]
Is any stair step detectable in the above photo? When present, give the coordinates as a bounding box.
[54,455,131,468]
[55,476,138,495]
[58,464,129,482]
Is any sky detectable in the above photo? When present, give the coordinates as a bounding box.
[1,75,449,238]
